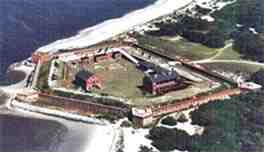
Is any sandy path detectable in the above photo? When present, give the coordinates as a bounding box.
[194,59,264,66]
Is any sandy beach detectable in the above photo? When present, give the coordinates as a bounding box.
[37,0,193,53]
[0,0,232,151]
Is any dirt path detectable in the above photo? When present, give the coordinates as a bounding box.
[190,41,264,67]
[196,59,264,66]
[208,43,233,60]
[191,42,233,64]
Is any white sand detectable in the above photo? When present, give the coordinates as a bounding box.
[122,127,157,152]
[37,0,193,53]
[84,125,117,152]
[1,0,239,151]
[201,15,215,22]
[196,0,236,10]
[159,108,204,136]
[35,0,236,54]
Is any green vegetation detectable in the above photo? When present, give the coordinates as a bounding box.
[136,34,217,60]
[233,30,264,62]
[139,145,153,152]
[95,112,122,123]
[120,120,133,127]
[84,59,212,105]
[36,62,51,92]
[202,62,263,75]
[52,89,129,109]
[211,1,239,35]
[250,69,264,86]
[148,90,264,152]
[213,46,242,60]
[148,127,190,151]
[53,63,215,107]
[148,57,264,152]
[54,60,65,80]
[161,116,177,126]
[177,114,188,123]
[190,91,264,151]
[148,15,226,48]
[203,30,225,48]
[88,59,149,100]
[145,0,264,61]
[213,0,264,61]
[237,0,264,33]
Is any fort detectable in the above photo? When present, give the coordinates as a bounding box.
[14,35,261,127]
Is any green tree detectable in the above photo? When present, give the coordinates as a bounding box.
[203,30,225,48]
[250,69,264,86]
[161,116,177,126]
[238,0,264,33]
[233,30,264,62]
[139,145,153,152]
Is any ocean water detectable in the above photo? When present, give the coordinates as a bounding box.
[0,0,155,80]
[0,0,155,151]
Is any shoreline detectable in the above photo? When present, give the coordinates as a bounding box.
[0,105,101,152]
[0,70,26,86]
[0,0,247,151]
[36,0,193,53]
[1,0,191,149]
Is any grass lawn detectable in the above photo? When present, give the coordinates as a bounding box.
[88,59,148,100]
[36,62,51,91]
[173,38,217,60]
[56,60,65,80]
[202,62,263,75]
[58,58,222,106]
[137,35,217,60]
[214,46,242,60]
[83,59,213,106]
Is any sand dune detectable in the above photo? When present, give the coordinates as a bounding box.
[37,0,193,53]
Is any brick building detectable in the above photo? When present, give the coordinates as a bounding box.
[32,52,50,64]
[75,70,102,91]
[143,67,187,95]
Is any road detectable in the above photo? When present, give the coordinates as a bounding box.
[190,42,263,67]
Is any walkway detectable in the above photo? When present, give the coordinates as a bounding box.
[191,42,233,63]
[194,59,264,66]
[190,41,263,67]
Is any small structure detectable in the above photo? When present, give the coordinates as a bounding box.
[143,67,186,95]
[32,52,50,64]
[16,90,39,102]
[94,51,122,63]
[131,107,153,127]
[75,70,102,91]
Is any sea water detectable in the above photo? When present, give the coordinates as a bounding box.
[0,0,155,151]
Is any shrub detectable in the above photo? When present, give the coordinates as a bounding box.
[161,116,177,126]
[148,127,177,151]
[177,114,188,123]
[148,127,192,151]
[203,30,225,48]
[120,120,132,127]
[96,113,119,123]
[139,145,153,152]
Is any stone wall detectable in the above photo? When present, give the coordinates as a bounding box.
[37,93,129,117]
[151,88,241,117]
